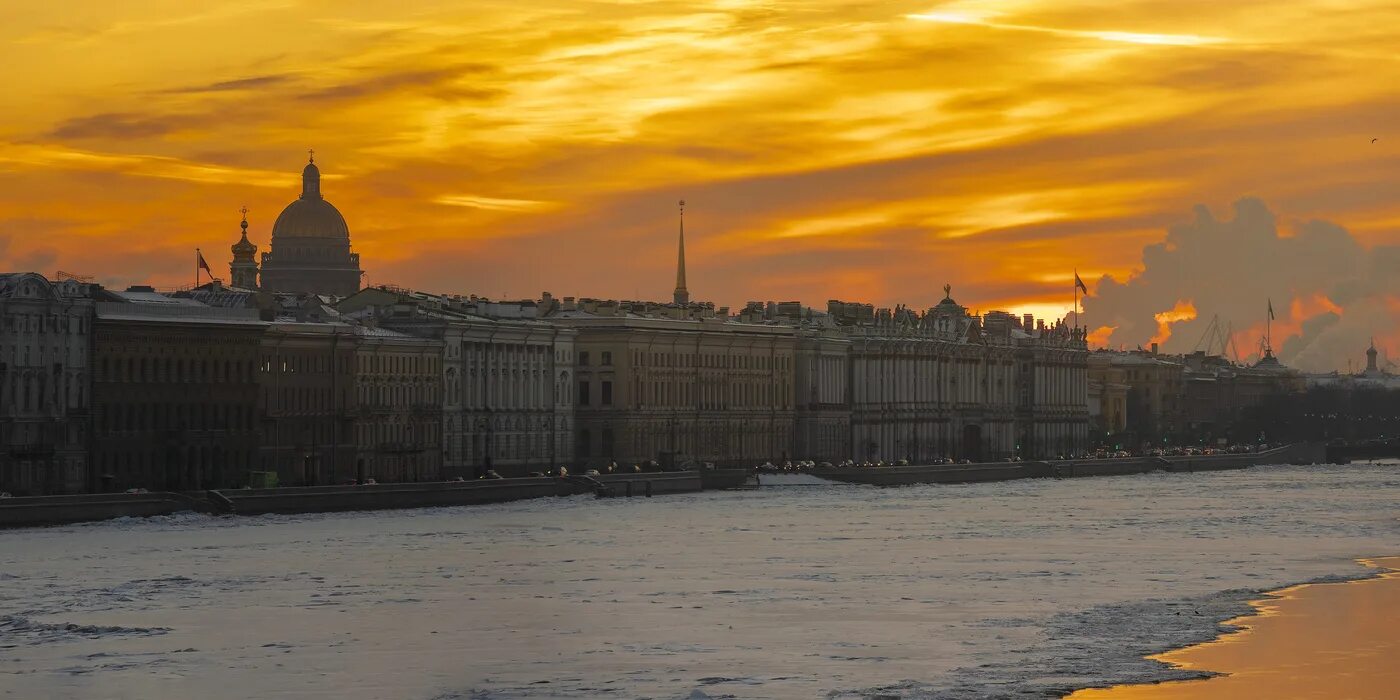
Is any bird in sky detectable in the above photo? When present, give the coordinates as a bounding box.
[1373,138,1379,143]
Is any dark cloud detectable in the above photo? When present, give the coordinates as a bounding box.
[47,112,198,140]
[300,64,499,102]
[162,74,293,93]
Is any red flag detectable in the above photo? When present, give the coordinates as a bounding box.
[197,250,212,275]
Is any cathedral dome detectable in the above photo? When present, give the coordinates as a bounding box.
[270,154,349,240]
[271,198,350,240]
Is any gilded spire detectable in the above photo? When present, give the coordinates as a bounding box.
[673,199,689,306]
[232,205,257,256]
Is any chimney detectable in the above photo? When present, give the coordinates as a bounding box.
[1151,342,1159,355]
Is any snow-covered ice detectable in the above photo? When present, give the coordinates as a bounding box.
[1,463,1397,699]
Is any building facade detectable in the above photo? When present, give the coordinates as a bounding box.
[789,309,852,463]
[352,325,443,483]
[256,155,363,297]
[548,298,796,469]
[257,321,359,486]
[91,290,262,492]
[1087,352,1129,439]
[338,287,575,478]
[752,292,1090,463]
[0,273,96,495]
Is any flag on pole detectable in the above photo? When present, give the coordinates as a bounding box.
[1074,272,1088,294]
[197,249,212,276]
[1267,298,1274,320]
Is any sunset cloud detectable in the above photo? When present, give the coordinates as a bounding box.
[3,1,1399,371]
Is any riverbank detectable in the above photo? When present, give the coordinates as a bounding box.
[1067,556,1400,700]
[0,443,1328,528]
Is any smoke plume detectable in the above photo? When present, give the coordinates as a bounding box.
[1082,198,1397,372]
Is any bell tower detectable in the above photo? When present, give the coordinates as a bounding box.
[230,206,260,289]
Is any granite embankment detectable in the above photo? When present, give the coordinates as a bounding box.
[0,444,1328,527]
[0,470,749,528]
[807,443,1326,486]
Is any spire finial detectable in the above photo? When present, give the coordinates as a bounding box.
[943,283,952,300]
[308,148,315,164]
[240,205,249,231]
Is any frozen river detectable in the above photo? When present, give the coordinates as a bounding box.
[2,463,1398,699]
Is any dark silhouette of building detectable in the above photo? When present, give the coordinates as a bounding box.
[256,154,363,297]
[91,288,262,491]
[257,321,359,486]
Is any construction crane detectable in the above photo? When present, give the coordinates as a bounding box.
[1193,314,1241,362]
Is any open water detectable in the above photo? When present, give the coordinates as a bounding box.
[1,463,1397,699]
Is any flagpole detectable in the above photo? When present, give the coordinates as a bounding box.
[1073,269,1079,331]
[195,248,200,288]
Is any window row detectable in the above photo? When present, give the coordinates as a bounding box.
[631,350,791,371]
[3,313,87,335]
[98,402,255,433]
[102,356,256,384]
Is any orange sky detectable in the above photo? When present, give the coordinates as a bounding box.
[3,1,1400,349]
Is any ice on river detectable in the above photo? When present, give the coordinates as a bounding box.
[1,463,1397,699]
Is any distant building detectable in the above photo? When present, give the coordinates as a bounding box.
[0,273,97,495]
[757,289,1089,463]
[257,320,359,486]
[1089,348,1185,446]
[1304,340,1400,391]
[338,287,575,478]
[1181,350,1303,442]
[789,306,851,463]
[255,154,364,297]
[1088,345,1306,447]
[545,296,796,469]
[351,324,443,483]
[92,287,263,491]
[1087,353,1129,438]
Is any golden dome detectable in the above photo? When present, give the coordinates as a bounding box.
[270,155,350,241]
